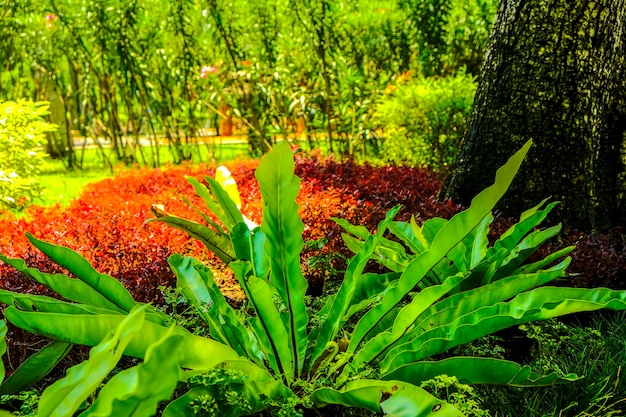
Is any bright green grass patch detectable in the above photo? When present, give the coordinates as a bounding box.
[38,170,114,207]
[38,142,249,174]
[31,142,250,210]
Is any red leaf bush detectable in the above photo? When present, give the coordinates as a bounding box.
[0,155,624,369]
[0,156,458,302]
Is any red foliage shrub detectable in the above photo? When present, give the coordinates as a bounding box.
[0,156,455,302]
[549,229,626,290]
[0,154,624,369]
[0,162,259,304]
[295,158,461,227]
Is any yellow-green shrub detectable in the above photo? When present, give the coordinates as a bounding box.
[0,100,55,210]
[373,71,476,170]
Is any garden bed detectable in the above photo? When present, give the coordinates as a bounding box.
[0,153,624,416]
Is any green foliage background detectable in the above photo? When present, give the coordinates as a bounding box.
[0,0,497,166]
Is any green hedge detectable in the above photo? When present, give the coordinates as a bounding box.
[372,71,476,170]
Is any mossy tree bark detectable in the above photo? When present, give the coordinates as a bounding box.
[441,0,626,232]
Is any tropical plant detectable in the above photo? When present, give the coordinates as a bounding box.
[2,141,626,416]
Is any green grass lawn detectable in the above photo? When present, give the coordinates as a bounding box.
[34,142,250,208]
[38,170,114,207]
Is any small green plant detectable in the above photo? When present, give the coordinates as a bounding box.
[520,319,603,377]
[0,100,56,210]
[0,389,39,417]
[304,237,347,286]
[2,141,626,416]
[156,286,211,337]
[372,71,476,170]
[453,335,507,360]
[420,375,491,417]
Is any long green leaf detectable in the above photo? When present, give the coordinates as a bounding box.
[371,237,413,272]
[246,275,294,382]
[170,255,263,364]
[381,286,626,373]
[3,307,242,370]
[26,234,136,312]
[346,272,468,374]
[489,224,563,282]
[349,272,400,315]
[255,141,308,376]
[184,176,224,221]
[379,264,569,365]
[79,328,184,417]
[0,341,72,396]
[230,261,281,376]
[0,255,126,313]
[514,246,574,275]
[404,260,571,348]
[332,218,371,241]
[168,253,229,345]
[347,140,533,353]
[0,289,167,326]
[148,208,236,264]
[388,221,425,254]
[412,217,448,248]
[0,289,118,316]
[382,357,581,387]
[338,220,413,272]
[230,223,269,280]
[37,305,147,417]
[206,176,245,229]
[451,213,492,271]
[498,198,556,244]
[310,206,401,368]
[310,379,463,416]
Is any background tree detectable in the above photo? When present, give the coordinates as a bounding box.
[1,0,497,167]
[441,0,626,233]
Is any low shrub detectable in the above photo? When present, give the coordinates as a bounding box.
[371,71,476,170]
[0,101,56,211]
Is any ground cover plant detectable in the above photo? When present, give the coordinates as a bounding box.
[479,312,626,416]
[0,142,625,416]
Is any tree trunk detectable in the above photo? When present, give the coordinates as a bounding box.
[441,0,626,233]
